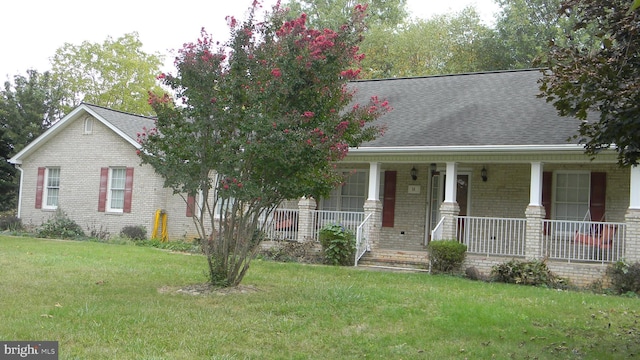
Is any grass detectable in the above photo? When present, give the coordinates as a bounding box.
[1,235,638,359]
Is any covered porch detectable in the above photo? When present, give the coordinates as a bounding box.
[264,155,640,283]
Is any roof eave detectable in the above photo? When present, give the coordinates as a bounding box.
[347,144,589,156]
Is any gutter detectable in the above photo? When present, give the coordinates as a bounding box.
[348,144,587,155]
[15,165,23,218]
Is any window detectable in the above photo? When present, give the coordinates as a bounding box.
[553,172,590,221]
[108,168,126,212]
[44,168,60,209]
[36,167,60,209]
[322,171,367,212]
[83,118,93,134]
[98,167,134,213]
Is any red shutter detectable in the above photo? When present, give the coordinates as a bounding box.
[123,167,134,213]
[35,167,45,209]
[98,167,109,212]
[542,171,552,220]
[186,194,196,217]
[382,171,397,227]
[590,172,606,221]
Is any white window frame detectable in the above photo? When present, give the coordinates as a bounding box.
[321,170,376,212]
[107,167,126,213]
[43,167,60,210]
[552,170,591,221]
[83,118,93,134]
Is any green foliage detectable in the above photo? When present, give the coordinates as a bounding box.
[539,0,640,166]
[135,239,199,253]
[50,32,163,115]
[491,259,566,288]
[607,260,640,296]
[427,240,467,274]
[139,4,387,287]
[0,212,21,231]
[258,240,319,263]
[318,224,356,266]
[37,209,85,239]
[120,225,147,241]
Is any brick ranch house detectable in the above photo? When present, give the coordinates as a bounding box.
[8,69,640,286]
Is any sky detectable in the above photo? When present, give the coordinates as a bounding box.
[1,0,499,78]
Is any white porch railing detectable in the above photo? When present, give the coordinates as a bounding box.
[542,219,626,263]
[310,210,365,242]
[429,217,445,244]
[261,209,299,241]
[455,216,527,257]
[355,213,372,266]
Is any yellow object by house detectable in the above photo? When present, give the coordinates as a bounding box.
[152,209,168,242]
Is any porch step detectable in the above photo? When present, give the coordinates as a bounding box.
[357,250,430,271]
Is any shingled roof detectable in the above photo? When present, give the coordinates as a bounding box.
[82,103,156,142]
[351,69,582,148]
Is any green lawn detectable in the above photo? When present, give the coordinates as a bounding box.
[0,236,638,359]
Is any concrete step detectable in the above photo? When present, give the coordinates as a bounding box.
[357,250,430,271]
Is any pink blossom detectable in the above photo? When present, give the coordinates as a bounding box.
[271,68,282,78]
[303,111,314,118]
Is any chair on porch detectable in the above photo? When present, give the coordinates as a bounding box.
[573,211,617,250]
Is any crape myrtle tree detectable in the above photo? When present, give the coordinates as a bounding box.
[138,2,389,287]
[539,0,640,166]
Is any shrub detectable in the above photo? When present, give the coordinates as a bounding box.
[427,240,467,274]
[258,240,319,263]
[0,213,22,231]
[120,225,147,241]
[37,209,85,239]
[318,224,356,266]
[491,259,567,288]
[607,260,640,296]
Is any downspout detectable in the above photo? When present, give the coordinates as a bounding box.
[15,165,24,218]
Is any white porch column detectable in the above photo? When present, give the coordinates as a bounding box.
[444,162,457,203]
[364,162,382,250]
[529,161,543,207]
[525,162,545,260]
[625,166,640,262]
[440,162,459,240]
[367,162,381,201]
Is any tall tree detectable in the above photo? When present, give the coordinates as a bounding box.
[283,0,408,30]
[50,32,164,115]
[494,0,575,68]
[0,69,63,210]
[138,4,389,287]
[0,70,63,153]
[0,126,16,211]
[361,7,495,78]
[540,0,640,166]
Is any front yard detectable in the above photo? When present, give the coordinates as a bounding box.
[0,236,638,359]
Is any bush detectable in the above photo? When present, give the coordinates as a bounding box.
[0,213,22,231]
[120,225,147,241]
[607,260,640,296]
[427,240,467,274]
[37,209,85,239]
[258,240,319,263]
[318,224,356,266]
[491,259,566,288]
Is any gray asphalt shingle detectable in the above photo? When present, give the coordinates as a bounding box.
[351,69,582,147]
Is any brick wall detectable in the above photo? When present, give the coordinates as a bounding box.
[464,255,609,288]
[19,115,198,240]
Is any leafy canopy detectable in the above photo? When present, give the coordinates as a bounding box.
[50,32,164,115]
[138,3,389,286]
[540,0,640,166]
